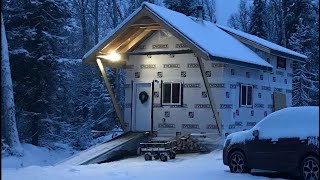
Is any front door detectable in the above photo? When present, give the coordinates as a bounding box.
[133,83,152,131]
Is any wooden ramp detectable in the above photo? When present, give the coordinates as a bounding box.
[58,132,147,166]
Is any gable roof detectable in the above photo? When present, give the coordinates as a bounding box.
[217,25,307,62]
[83,2,273,71]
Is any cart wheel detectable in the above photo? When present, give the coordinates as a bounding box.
[154,154,160,160]
[144,154,152,161]
[169,151,176,159]
[160,153,168,162]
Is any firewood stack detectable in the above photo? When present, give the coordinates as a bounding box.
[175,134,203,153]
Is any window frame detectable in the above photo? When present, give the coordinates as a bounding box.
[277,56,287,69]
[240,84,253,107]
[162,82,182,106]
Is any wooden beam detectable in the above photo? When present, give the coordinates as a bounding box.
[126,30,155,52]
[110,28,145,53]
[196,56,222,135]
[96,59,128,132]
[130,23,160,28]
[117,30,152,52]
[128,49,193,55]
[100,28,142,54]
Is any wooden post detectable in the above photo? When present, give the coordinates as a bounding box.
[196,56,222,135]
[96,59,128,132]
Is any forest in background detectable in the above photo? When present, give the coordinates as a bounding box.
[1,0,318,156]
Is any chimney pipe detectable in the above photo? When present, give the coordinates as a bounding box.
[196,6,203,20]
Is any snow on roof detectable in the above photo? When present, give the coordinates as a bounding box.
[143,2,272,70]
[217,24,308,60]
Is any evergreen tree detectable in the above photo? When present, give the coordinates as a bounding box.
[249,0,267,38]
[3,0,71,145]
[164,0,197,16]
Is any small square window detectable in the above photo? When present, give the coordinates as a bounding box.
[258,93,261,98]
[277,56,286,69]
[231,69,235,75]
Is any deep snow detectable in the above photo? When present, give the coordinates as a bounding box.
[3,147,291,180]
[2,143,75,169]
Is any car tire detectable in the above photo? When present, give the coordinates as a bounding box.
[228,151,250,173]
[300,156,319,180]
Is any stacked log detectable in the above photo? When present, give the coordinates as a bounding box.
[175,134,202,153]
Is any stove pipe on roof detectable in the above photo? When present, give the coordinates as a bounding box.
[196,6,203,20]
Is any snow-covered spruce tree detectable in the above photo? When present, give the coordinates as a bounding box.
[289,19,318,106]
[1,15,23,156]
[3,0,71,145]
[249,0,267,38]
[228,0,251,32]
[164,0,197,16]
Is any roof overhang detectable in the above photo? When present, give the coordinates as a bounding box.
[218,27,306,63]
[82,3,273,71]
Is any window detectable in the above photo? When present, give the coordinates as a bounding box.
[277,56,286,69]
[162,82,182,105]
[240,84,253,107]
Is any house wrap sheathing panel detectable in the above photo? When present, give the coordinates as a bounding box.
[124,30,293,137]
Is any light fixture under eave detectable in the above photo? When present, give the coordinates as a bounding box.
[97,52,121,62]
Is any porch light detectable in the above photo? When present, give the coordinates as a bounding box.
[97,52,121,62]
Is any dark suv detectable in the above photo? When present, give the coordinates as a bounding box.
[223,107,319,180]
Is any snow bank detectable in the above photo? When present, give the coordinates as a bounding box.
[2,143,75,169]
[225,106,319,145]
[2,150,288,180]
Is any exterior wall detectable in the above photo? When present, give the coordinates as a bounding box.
[222,48,293,136]
[123,30,293,137]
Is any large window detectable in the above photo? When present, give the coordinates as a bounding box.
[162,82,182,105]
[240,84,253,107]
[277,56,286,69]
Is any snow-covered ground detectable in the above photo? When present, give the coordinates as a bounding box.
[2,143,75,169]
[3,147,291,180]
